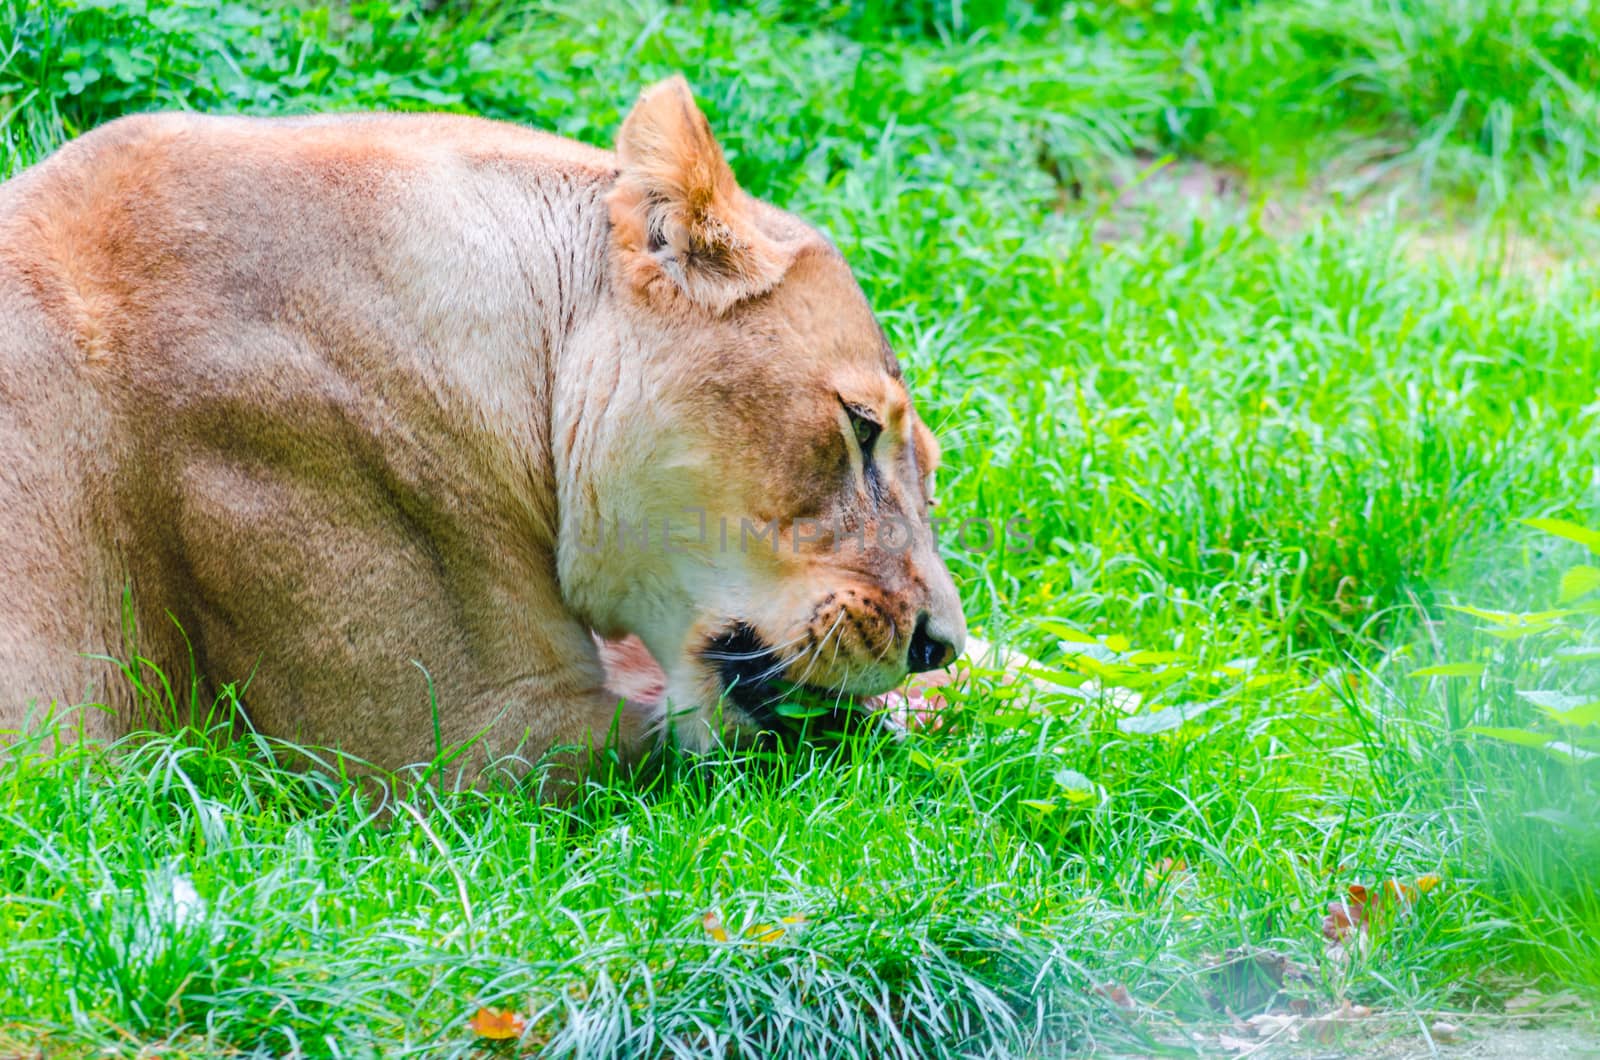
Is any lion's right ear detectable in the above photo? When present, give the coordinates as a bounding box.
[608,76,793,315]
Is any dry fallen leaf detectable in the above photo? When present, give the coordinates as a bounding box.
[1244,1012,1300,1040]
[468,1007,527,1041]
[1144,857,1189,887]
[1092,983,1135,1010]
[1322,893,1367,942]
[1323,874,1442,943]
[1303,1002,1373,1043]
[745,914,807,943]
[704,910,805,944]
[1237,1003,1376,1047]
[702,910,730,942]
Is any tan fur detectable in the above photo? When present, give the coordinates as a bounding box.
[0,78,965,778]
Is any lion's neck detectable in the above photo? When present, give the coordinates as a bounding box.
[385,163,618,551]
[546,268,706,666]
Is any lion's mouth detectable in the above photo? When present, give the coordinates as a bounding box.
[701,622,855,731]
[702,622,790,728]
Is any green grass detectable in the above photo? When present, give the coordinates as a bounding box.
[3,0,1600,1055]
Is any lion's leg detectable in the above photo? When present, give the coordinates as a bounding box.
[0,490,129,745]
[167,458,667,792]
[0,288,125,746]
[420,657,663,797]
[0,627,121,745]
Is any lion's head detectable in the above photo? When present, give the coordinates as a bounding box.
[558,77,965,746]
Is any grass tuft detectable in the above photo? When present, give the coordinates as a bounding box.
[4,0,1600,1054]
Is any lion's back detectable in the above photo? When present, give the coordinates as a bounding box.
[0,110,616,732]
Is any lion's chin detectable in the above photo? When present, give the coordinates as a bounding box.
[694,621,870,734]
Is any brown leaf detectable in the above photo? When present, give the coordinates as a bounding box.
[1144,857,1190,886]
[468,1007,527,1041]
[1323,874,1441,944]
[705,909,807,944]
[1243,1012,1301,1041]
[1092,983,1135,1010]
[1203,947,1309,1013]
[1303,1001,1374,1043]
[702,910,729,942]
[745,914,806,943]
[1322,898,1366,941]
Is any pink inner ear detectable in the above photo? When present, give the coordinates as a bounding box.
[596,633,667,706]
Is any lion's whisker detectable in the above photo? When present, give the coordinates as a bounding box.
[790,610,846,692]
[820,608,853,688]
[701,630,808,664]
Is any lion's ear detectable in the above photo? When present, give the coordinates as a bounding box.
[608,76,793,314]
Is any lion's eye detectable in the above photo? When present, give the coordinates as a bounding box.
[848,408,881,453]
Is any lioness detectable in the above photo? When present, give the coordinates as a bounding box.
[0,77,965,779]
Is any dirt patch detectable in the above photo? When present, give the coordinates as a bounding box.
[1241,1021,1600,1058]
[1163,1015,1600,1058]
[1074,149,1588,285]
[1089,154,1258,242]
[1413,1024,1600,1058]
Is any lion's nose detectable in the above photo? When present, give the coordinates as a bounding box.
[907,612,956,673]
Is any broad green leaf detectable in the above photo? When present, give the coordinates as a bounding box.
[1412,662,1485,678]
[1519,690,1600,725]
[1465,726,1553,749]
[1543,702,1600,727]
[1108,671,1160,690]
[1244,672,1293,689]
[1555,646,1600,662]
[1523,517,1600,554]
[976,709,1038,728]
[1017,666,1090,690]
[1065,654,1121,680]
[1559,564,1600,603]
[1052,768,1095,802]
[1483,622,1562,641]
[1444,605,1578,626]
[1517,690,1589,712]
[909,749,968,773]
[1544,741,1600,763]
[1034,620,1099,645]
[1443,604,1520,624]
[774,700,832,719]
[1124,650,1188,666]
[1117,700,1216,736]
